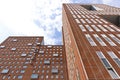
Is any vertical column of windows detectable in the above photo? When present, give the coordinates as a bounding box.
[96,51,119,79]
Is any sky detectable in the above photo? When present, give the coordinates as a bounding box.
[0,0,120,45]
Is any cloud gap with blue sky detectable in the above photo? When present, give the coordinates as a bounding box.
[0,0,120,45]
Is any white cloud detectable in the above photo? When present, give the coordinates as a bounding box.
[102,0,120,8]
[0,0,119,45]
[0,0,72,44]
[102,0,112,4]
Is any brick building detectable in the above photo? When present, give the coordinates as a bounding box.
[0,36,68,80]
[0,3,120,80]
[62,4,120,80]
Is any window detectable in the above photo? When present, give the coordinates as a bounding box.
[51,68,58,74]
[77,15,81,18]
[75,19,80,23]
[91,19,97,23]
[12,39,17,42]
[1,69,9,74]
[108,68,119,79]
[85,34,97,46]
[107,51,120,67]
[109,34,120,44]
[85,19,91,23]
[96,51,111,68]
[13,76,16,79]
[117,34,120,38]
[81,5,97,11]
[101,34,116,46]
[31,74,39,79]
[70,11,73,14]
[11,48,16,51]
[79,25,86,32]
[2,76,6,79]
[100,19,108,23]
[110,25,120,32]
[93,34,106,46]
[85,25,93,32]
[39,50,44,54]
[36,42,41,46]
[80,19,86,23]
[81,15,86,18]
[44,60,50,65]
[53,53,59,57]
[97,25,108,32]
[27,43,32,46]
[18,75,23,79]
[91,25,101,32]
[21,53,27,57]
[0,45,5,49]
[96,51,120,79]
[47,45,52,48]
[95,19,103,23]
[103,25,115,32]
[23,66,27,69]
[101,58,111,68]
[72,15,77,18]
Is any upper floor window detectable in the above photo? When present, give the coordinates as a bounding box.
[1,69,9,74]
[85,34,97,46]
[96,51,120,79]
[81,5,103,11]
[101,34,116,46]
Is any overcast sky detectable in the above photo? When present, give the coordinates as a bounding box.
[0,0,120,45]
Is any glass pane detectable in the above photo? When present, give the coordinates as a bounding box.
[101,58,111,68]
[114,58,120,66]
[96,51,105,58]
[108,69,119,79]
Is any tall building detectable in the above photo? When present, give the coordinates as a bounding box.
[0,3,120,80]
[62,4,120,80]
[0,36,68,80]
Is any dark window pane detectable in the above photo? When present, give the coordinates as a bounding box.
[101,58,111,68]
